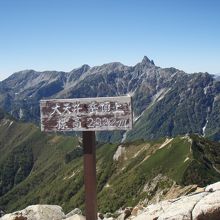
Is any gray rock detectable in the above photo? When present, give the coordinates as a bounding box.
[0,205,65,220]
[157,192,208,220]
[0,213,15,220]
[131,183,220,219]
[192,190,220,220]
[98,212,104,220]
[116,208,132,220]
[65,208,82,218]
[205,182,220,192]
[140,200,171,219]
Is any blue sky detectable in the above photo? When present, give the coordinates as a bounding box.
[0,0,220,81]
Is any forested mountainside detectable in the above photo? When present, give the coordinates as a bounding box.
[1,56,220,142]
[0,113,220,213]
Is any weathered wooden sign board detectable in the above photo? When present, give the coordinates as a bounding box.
[40,96,133,132]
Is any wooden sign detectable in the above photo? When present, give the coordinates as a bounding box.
[40,96,133,132]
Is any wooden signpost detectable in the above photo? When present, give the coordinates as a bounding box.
[40,96,133,220]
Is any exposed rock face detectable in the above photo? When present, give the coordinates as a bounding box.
[65,208,82,218]
[113,145,126,161]
[205,181,220,192]
[1,56,220,142]
[0,206,86,220]
[157,192,208,219]
[116,208,132,220]
[120,181,220,220]
[192,191,220,220]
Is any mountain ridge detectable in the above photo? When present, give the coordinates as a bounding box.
[0,112,220,213]
[1,56,220,142]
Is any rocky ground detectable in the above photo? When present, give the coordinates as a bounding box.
[1,182,220,220]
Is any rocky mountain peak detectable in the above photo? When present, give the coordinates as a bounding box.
[1,57,220,142]
[100,62,125,69]
[141,56,155,66]
[70,64,90,74]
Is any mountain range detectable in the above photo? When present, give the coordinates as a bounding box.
[1,56,220,142]
[1,57,220,214]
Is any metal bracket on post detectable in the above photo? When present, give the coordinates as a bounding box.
[83,131,97,220]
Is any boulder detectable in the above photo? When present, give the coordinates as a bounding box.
[205,182,220,192]
[116,208,132,220]
[98,213,104,219]
[192,190,220,220]
[0,205,65,220]
[139,200,171,219]
[157,192,208,220]
[0,213,18,220]
[65,209,82,218]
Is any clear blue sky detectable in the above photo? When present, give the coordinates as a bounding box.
[0,0,220,81]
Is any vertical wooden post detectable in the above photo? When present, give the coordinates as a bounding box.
[83,131,97,220]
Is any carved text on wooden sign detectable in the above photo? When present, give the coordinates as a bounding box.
[40,96,133,131]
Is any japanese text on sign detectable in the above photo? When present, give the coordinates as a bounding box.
[40,96,133,132]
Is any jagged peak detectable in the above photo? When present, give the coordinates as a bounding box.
[141,56,155,66]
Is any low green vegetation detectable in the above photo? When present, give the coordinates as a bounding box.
[0,113,220,214]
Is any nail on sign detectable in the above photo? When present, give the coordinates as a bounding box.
[40,96,133,132]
